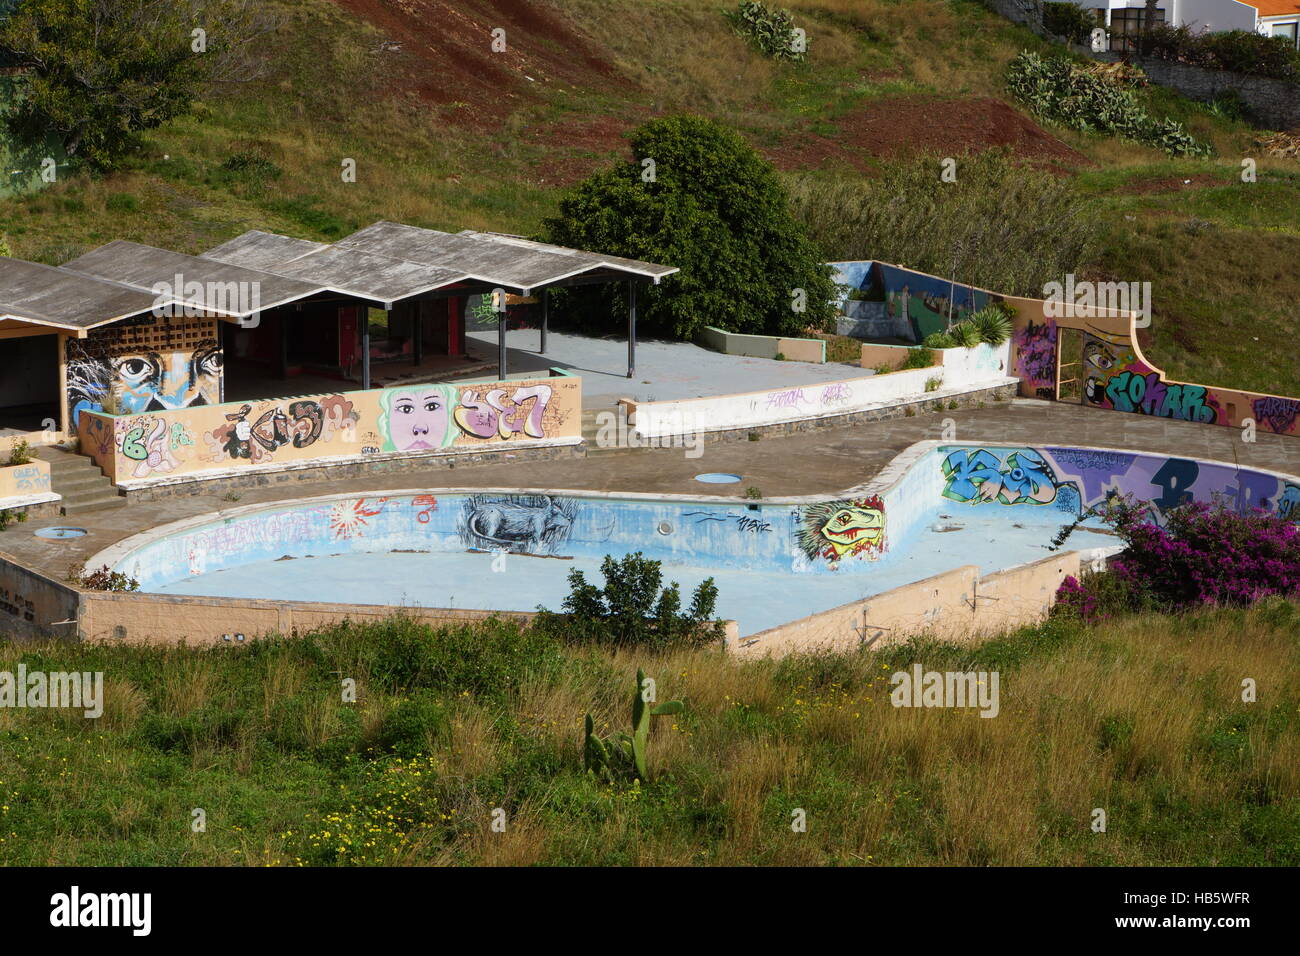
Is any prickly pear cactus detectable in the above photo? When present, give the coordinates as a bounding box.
[583,668,684,783]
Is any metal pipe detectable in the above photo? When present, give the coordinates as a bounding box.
[627,281,636,379]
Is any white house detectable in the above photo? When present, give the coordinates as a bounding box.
[1064,1,1299,50]
[1254,0,1300,48]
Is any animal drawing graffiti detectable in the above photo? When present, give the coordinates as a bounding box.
[942,448,1062,506]
[796,496,886,565]
[454,384,552,440]
[458,494,578,554]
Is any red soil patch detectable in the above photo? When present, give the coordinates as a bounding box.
[328,0,628,131]
[765,95,1089,173]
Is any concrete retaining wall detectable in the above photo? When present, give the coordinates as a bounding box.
[731,551,1081,658]
[697,326,826,363]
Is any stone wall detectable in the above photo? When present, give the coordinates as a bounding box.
[1090,50,1300,131]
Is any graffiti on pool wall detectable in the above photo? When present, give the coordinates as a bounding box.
[330,497,390,539]
[1014,319,1056,399]
[942,448,1069,507]
[796,496,886,566]
[201,396,359,466]
[1251,398,1300,435]
[942,445,1300,526]
[1103,371,1217,424]
[379,384,458,452]
[458,494,579,554]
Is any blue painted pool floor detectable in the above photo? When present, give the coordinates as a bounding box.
[152,510,1118,636]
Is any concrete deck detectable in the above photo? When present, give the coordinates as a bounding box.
[463,328,871,404]
[4,400,1297,588]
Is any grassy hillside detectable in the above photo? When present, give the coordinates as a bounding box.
[0,0,1296,395]
[1,601,1297,865]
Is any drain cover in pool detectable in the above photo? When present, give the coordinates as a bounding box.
[694,473,742,484]
[34,527,87,539]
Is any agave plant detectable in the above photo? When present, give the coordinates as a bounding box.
[969,307,1012,346]
[922,331,957,350]
[949,321,982,348]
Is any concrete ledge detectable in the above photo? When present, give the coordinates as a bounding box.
[620,381,1017,448]
[0,493,62,518]
[115,439,585,502]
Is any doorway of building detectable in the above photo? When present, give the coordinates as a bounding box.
[0,334,59,436]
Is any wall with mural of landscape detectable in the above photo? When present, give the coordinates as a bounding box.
[78,376,581,485]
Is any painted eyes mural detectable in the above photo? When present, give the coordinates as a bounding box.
[66,333,222,426]
[796,496,886,566]
[942,448,1061,506]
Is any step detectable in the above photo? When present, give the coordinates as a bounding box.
[62,498,128,516]
[51,473,113,492]
[60,488,123,507]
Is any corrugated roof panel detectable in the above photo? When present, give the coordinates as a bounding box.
[336,221,606,291]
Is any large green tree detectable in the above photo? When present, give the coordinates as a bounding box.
[0,0,273,169]
[543,115,837,340]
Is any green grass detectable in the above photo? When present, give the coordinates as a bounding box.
[1,600,1298,866]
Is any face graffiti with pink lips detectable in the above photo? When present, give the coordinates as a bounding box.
[379,384,458,452]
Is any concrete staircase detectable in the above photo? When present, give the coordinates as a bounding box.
[38,447,127,516]
[580,405,635,457]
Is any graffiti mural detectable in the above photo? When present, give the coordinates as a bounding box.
[66,315,222,425]
[458,494,578,554]
[454,384,553,441]
[940,444,1300,526]
[379,384,458,452]
[942,448,1068,507]
[796,496,886,566]
[1013,319,1057,400]
[77,377,581,485]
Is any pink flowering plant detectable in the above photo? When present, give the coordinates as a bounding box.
[1054,496,1300,620]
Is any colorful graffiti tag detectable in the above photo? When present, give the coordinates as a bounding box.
[795,496,886,566]
[941,448,1065,507]
[1013,319,1056,400]
[939,445,1299,524]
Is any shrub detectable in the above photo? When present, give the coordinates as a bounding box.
[1042,2,1100,44]
[922,331,956,349]
[373,691,449,758]
[544,115,837,340]
[949,321,982,348]
[535,552,725,651]
[902,346,935,369]
[1142,25,1300,81]
[6,439,32,465]
[785,150,1103,297]
[1053,498,1300,618]
[969,306,1012,345]
[725,1,807,62]
[1007,51,1210,157]
[68,564,139,592]
[924,376,942,392]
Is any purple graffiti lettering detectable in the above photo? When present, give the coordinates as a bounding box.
[1251,397,1300,435]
